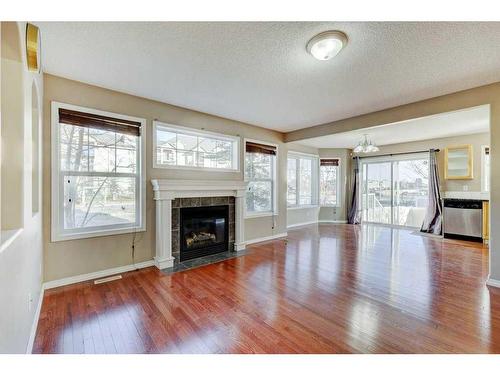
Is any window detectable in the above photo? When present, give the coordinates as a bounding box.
[51,103,146,241]
[360,155,429,227]
[287,153,319,207]
[154,121,239,171]
[320,159,340,206]
[244,141,277,216]
[482,145,490,193]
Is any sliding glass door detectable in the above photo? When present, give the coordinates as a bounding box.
[361,155,429,228]
[362,162,392,224]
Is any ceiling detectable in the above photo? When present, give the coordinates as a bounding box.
[38,22,500,132]
[294,105,490,149]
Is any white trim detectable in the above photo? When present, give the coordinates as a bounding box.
[287,205,319,210]
[52,226,147,242]
[243,137,279,218]
[26,287,44,354]
[0,228,23,254]
[486,277,500,289]
[51,101,147,242]
[245,232,287,245]
[287,150,319,159]
[152,120,240,172]
[287,220,318,229]
[151,179,247,200]
[318,220,348,224]
[245,211,277,219]
[43,260,155,290]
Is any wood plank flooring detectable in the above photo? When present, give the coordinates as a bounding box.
[33,223,500,353]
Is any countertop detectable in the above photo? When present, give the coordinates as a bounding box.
[443,191,489,201]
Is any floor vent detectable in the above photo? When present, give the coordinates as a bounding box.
[93,274,122,285]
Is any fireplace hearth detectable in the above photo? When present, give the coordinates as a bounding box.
[180,205,229,261]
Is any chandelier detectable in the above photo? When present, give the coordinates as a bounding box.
[353,134,380,153]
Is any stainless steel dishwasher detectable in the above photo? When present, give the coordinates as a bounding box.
[443,199,483,242]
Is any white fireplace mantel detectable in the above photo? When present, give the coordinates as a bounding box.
[151,179,247,269]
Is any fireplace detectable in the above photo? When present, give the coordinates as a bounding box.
[151,179,246,270]
[180,205,229,261]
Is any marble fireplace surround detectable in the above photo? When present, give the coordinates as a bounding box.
[151,179,247,269]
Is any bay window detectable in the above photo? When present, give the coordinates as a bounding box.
[245,141,277,216]
[51,102,146,241]
[320,159,340,206]
[287,152,319,207]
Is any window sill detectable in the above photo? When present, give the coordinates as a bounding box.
[153,163,240,173]
[287,205,319,210]
[320,204,341,208]
[52,225,146,242]
[245,211,278,219]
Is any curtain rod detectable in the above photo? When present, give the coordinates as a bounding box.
[352,149,440,159]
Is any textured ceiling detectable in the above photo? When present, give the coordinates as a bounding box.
[294,105,490,149]
[38,22,500,132]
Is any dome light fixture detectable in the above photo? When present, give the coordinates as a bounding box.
[353,134,380,154]
[307,30,348,61]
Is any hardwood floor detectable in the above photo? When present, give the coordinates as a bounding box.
[33,223,500,354]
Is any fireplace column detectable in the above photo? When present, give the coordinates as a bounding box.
[234,190,246,251]
[154,196,175,269]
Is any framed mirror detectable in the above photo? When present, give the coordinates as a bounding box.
[445,145,473,180]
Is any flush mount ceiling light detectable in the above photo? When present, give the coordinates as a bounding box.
[307,30,348,61]
[353,134,380,154]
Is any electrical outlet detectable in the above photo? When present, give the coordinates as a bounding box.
[463,185,469,192]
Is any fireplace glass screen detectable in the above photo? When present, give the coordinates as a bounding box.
[180,205,229,261]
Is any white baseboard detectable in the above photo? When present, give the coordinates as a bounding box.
[486,277,500,289]
[245,232,288,245]
[26,287,44,354]
[43,260,155,290]
[287,220,318,229]
[318,220,348,224]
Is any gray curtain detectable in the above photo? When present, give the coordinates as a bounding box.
[421,149,442,235]
[348,156,361,224]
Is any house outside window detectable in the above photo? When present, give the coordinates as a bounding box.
[153,121,239,171]
[51,102,146,241]
[287,152,319,207]
[244,140,277,217]
[320,158,340,206]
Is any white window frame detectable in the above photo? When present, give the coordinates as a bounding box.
[244,138,278,218]
[51,101,146,242]
[319,159,342,207]
[481,145,490,193]
[287,151,319,209]
[152,121,240,172]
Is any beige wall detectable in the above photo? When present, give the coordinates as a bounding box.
[364,132,490,193]
[43,74,317,282]
[285,82,500,283]
[0,22,44,353]
[287,206,321,227]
